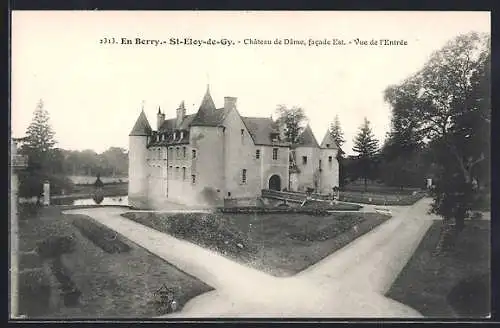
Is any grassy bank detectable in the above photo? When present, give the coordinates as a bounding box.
[122,211,389,277]
[338,190,426,205]
[386,220,490,318]
[16,205,212,318]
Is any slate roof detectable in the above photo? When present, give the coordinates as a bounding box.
[129,110,152,136]
[158,114,196,132]
[320,130,344,154]
[296,125,319,148]
[241,117,289,146]
[190,86,229,126]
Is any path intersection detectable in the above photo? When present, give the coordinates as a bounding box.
[64,198,438,318]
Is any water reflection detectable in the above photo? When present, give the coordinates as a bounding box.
[53,196,129,206]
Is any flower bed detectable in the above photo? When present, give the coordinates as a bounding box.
[218,206,331,216]
[71,217,131,254]
[50,257,82,307]
[122,212,258,261]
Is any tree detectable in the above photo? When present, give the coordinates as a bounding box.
[352,117,379,191]
[101,147,129,176]
[384,32,490,233]
[329,115,345,147]
[379,108,430,189]
[17,100,75,198]
[275,105,308,145]
[20,99,56,170]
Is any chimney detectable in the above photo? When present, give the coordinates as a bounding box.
[224,97,237,112]
[157,107,165,130]
[176,101,186,128]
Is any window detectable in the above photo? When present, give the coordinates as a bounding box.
[192,149,197,159]
[241,129,245,143]
[175,167,180,179]
[176,147,180,158]
[328,156,333,162]
[157,148,161,159]
[169,147,173,159]
[326,143,330,148]
[191,174,196,184]
[256,149,260,159]
[168,166,173,178]
[228,192,231,197]
[180,131,184,140]
[182,167,186,180]
[302,156,308,165]
[319,160,322,169]
[242,169,247,184]
[183,146,186,158]
[272,148,278,160]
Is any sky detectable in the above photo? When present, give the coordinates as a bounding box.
[11,11,490,155]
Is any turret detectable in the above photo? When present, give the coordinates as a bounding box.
[128,109,152,208]
[176,101,186,128]
[157,107,165,130]
[319,130,340,193]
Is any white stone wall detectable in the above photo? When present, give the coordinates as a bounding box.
[319,148,340,194]
[294,146,320,192]
[128,136,149,207]
[260,145,289,191]
[187,126,225,206]
[223,109,262,199]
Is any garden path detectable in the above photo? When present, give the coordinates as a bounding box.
[63,198,437,318]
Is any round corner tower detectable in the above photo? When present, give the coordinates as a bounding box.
[128,110,152,208]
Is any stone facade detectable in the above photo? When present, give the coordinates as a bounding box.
[128,86,340,208]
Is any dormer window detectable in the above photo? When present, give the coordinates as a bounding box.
[157,134,160,142]
[180,131,184,140]
[162,134,166,141]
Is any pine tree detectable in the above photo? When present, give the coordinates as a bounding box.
[21,99,56,169]
[352,117,379,191]
[329,115,345,147]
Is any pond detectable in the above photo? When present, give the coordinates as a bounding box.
[52,196,129,206]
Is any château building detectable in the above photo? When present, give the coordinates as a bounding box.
[128,86,340,208]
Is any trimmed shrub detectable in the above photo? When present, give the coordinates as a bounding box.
[50,258,81,307]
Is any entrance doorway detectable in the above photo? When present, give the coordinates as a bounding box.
[269,174,281,191]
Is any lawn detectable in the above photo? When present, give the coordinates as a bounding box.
[121,211,389,277]
[16,205,212,318]
[386,220,490,318]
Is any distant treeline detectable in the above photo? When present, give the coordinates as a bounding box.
[46,147,128,177]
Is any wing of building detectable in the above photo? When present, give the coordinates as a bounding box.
[128,86,340,209]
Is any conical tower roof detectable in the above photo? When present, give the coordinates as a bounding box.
[297,124,319,148]
[191,85,226,126]
[129,110,152,136]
